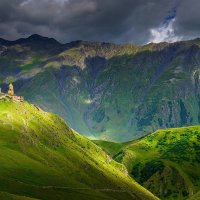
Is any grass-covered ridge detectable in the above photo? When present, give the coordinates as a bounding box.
[0,97,158,200]
[189,190,200,200]
[93,140,127,156]
[0,191,38,200]
[95,126,200,200]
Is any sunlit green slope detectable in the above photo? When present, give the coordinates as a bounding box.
[95,126,200,200]
[0,191,38,200]
[189,191,200,200]
[0,96,158,200]
[93,140,127,156]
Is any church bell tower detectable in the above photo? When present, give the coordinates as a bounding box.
[8,83,14,96]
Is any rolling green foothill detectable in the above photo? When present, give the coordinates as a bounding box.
[95,126,200,200]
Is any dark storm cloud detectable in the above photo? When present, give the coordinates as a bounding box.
[0,0,199,44]
[174,0,200,39]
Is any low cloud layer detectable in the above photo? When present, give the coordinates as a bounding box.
[0,0,200,44]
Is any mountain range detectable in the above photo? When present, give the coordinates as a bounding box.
[1,34,200,141]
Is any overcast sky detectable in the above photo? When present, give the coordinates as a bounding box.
[0,0,200,44]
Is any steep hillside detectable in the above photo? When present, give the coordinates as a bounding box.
[2,35,200,141]
[189,191,200,200]
[93,140,127,156]
[0,96,158,200]
[0,191,37,200]
[95,126,200,200]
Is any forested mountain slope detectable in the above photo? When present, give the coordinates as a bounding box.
[1,35,200,141]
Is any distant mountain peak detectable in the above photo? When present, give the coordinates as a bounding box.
[20,34,60,44]
[28,33,43,39]
[27,34,56,41]
[0,34,61,46]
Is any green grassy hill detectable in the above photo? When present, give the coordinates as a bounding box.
[0,191,38,200]
[189,191,200,200]
[93,140,127,156]
[95,126,200,200]
[0,96,158,200]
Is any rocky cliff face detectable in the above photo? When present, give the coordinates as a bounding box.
[1,35,200,141]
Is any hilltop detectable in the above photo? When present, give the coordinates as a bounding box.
[94,126,200,200]
[0,97,158,200]
[2,35,200,141]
